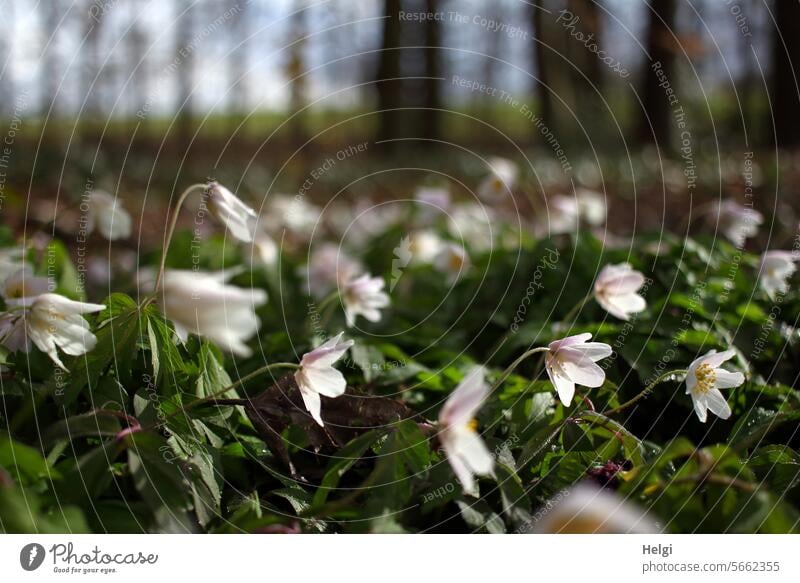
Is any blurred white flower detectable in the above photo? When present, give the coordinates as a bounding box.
[0,293,105,370]
[1,267,51,307]
[86,190,132,241]
[448,203,494,252]
[342,273,390,327]
[266,194,321,241]
[439,367,495,495]
[0,247,26,282]
[478,157,518,201]
[251,232,279,268]
[303,243,363,299]
[715,200,762,246]
[594,263,647,320]
[544,195,580,235]
[686,349,744,423]
[545,333,612,406]
[157,269,267,357]
[434,242,470,283]
[533,483,660,533]
[206,181,258,243]
[294,332,354,426]
[576,188,607,226]
[414,186,451,211]
[759,250,797,298]
[408,230,445,265]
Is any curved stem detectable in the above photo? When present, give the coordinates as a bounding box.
[489,346,550,393]
[561,291,593,326]
[151,183,208,298]
[602,369,687,417]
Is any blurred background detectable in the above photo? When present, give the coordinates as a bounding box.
[2,0,800,238]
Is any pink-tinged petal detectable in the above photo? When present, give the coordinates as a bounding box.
[301,332,352,368]
[452,427,494,475]
[704,389,732,420]
[444,439,476,494]
[595,293,630,320]
[701,348,736,368]
[550,371,576,406]
[692,395,708,423]
[440,367,489,427]
[301,366,347,398]
[558,350,606,388]
[548,332,592,351]
[567,341,613,362]
[298,385,324,426]
[714,369,744,390]
[598,268,645,295]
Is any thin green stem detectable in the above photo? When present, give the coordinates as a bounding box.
[489,346,550,394]
[149,183,208,300]
[602,369,687,417]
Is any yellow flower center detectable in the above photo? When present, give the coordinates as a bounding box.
[694,363,716,394]
[449,252,465,271]
[467,419,479,432]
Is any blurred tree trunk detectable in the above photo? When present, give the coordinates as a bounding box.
[229,0,250,120]
[286,0,308,144]
[375,0,403,145]
[40,0,62,116]
[532,3,554,136]
[771,0,800,148]
[421,0,442,144]
[638,0,677,147]
[568,0,602,91]
[175,0,195,144]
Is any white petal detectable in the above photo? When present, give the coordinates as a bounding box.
[715,369,744,389]
[692,395,708,423]
[701,348,736,368]
[453,428,494,476]
[548,368,576,406]
[303,366,347,398]
[705,389,732,420]
[298,384,324,426]
[440,367,489,427]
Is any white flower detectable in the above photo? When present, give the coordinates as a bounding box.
[594,263,647,320]
[685,349,744,422]
[715,200,762,246]
[408,231,444,265]
[342,274,390,327]
[448,203,494,252]
[1,267,51,306]
[265,194,321,241]
[545,333,612,406]
[157,269,267,357]
[576,188,606,226]
[533,483,660,534]
[294,332,354,426]
[251,232,279,268]
[303,243,363,299]
[0,293,105,370]
[414,186,451,211]
[0,247,26,282]
[478,157,517,201]
[543,195,580,235]
[759,250,797,298]
[433,242,470,282]
[439,367,495,495]
[86,190,132,241]
[206,181,258,243]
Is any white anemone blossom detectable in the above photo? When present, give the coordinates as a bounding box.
[576,188,607,226]
[758,250,797,298]
[206,181,258,243]
[0,293,105,370]
[86,190,133,241]
[594,263,647,321]
[685,349,744,423]
[533,483,660,534]
[342,273,390,327]
[303,243,363,299]
[545,333,613,406]
[439,367,495,495]
[433,242,470,283]
[1,267,51,306]
[157,269,267,357]
[715,200,763,247]
[478,157,518,201]
[294,332,354,426]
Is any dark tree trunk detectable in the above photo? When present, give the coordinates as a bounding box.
[638,0,677,147]
[375,0,403,145]
[568,0,603,91]
[421,0,442,144]
[532,2,554,134]
[771,0,800,148]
